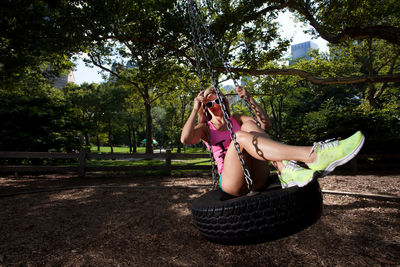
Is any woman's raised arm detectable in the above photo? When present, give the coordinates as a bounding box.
[180,91,207,144]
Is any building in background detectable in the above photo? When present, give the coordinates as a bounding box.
[51,71,75,89]
[109,60,138,81]
[290,41,319,64]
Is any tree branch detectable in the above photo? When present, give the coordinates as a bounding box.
[289,1,400,45]
[88,53,142,90]
[217,66,400,85]
[326,25,400,45]
[246,0,400,46]
[229,3,289,26]
[374,49,400,100]
[91,30,400,86]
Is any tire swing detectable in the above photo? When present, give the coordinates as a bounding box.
[187,0,323,245]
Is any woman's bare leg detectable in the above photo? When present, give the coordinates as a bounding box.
[221,120,316,195]
[220,141,271,195]
[245,151,270,191]
[236,120,317,164]
[239,121,271,188]
[220,142,249,196]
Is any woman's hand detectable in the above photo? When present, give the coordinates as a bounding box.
[193,90,205,111]
[236,86,251,100]
[236,86,272,130]
[181,90,208,144]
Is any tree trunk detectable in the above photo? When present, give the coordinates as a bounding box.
[177,97,188,154]
[133,128,137,153]
[144,86,153,154]
[177,143,181,153]
[278,95,283,139]
[366,84,377,109]
[84,132,90,147]
[108,119,113,153]
[128,124,133,153]
[96,135,100,151]
[269,98,278,137]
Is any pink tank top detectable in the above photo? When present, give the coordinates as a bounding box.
[204,116,241,174]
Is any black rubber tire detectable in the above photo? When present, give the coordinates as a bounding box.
[191,178,323,245]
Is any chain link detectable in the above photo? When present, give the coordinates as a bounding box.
[187,0,254,190]
[187,2,219,185]
[191,2,261,128]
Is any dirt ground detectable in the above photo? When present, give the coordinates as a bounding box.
[0,171,399,266]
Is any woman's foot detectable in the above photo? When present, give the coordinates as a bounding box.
[307,131,365,177]
[279,160,318,188]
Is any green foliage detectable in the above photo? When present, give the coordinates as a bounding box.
[0,80,81,152]
[245,60,400,154]
[316,0,399,32]
[1,0,399,157]
[153,70,199,149]
[63,82,102,146]
[302,104,400,153]
[0,0,90,84]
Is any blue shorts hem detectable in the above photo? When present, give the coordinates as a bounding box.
[218,174,224,193]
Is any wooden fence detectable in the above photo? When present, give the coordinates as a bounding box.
[0,151,399,177]
[0,150,210,177]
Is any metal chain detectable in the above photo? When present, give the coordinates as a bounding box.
[187,0,254,190]
[187,1,218,185]
[192,2,261,128]
[188,9,205,91]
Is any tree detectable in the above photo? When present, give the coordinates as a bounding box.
[290,0,400,45]
[294,40,400,109]
[78,0,397,85]
[3,0,399,88]
[98,61,183,154]
[63,82,103,147]
[0,0,93,86]
[82,0,190,153]
[333,39,400,109]
[246,76,299,140]
[67,0,398,149]
[0,77,81,152]
[97,82,129,153]
[119,82,145,153]
[156,71,199,152]
[194,0,400,85]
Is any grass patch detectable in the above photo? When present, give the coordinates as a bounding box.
[172,147,207,154]
[90,146,145,153]
[90,146,206,154]
[81,157,211,177]
[85,158,209,167]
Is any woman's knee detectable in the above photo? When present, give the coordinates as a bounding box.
[235,130,263,147]
[240,120,260,132]
[234,130,250,146]
[220,175,247,196]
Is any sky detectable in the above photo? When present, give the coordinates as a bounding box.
[73,11,328,85]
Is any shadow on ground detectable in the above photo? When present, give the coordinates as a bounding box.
[0,173,399,266]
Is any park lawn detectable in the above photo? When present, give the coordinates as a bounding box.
[82,157,211,176]
[90,146,144,153]
[90,146,205,154]
[85,158,210,167]
[72,146,210,176]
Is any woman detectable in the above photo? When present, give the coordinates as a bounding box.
[181,87,365,196]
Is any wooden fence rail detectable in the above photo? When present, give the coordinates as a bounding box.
[0,151,399,177]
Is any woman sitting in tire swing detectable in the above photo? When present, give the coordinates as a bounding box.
[180,86,365,196]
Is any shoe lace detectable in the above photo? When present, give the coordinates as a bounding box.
[285,160,303,172]
[308,138,339,157]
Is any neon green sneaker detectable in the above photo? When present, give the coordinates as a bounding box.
[307,131,365,177]
[278,160,317,188]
